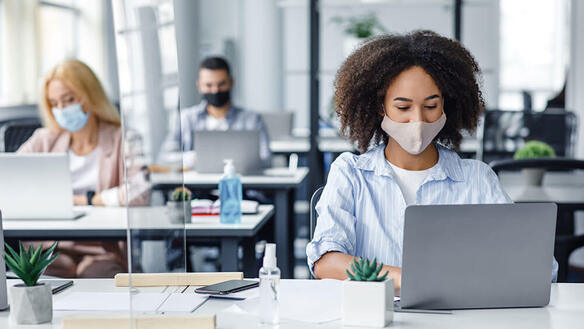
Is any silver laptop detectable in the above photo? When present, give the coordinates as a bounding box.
[194,130,263,174]
[400,203,557,310]
[261,112,294,140]
[0,211,8,310]
[0,153,82,220]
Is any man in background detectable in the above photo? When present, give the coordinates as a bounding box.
[159,56,271,168]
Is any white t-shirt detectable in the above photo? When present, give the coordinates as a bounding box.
[69,148,99,195]
[205,115,229,131]
[387,161,436,205]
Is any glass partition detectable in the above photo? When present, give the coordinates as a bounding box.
[112,0,188,319]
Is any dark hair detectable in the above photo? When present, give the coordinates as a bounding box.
[334,30,484,153]
[199,56,231,76]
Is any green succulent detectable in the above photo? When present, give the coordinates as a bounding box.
[346,257,388,281]
[171,187,192,201]
[4,241,59,286]
[514,141,556,159]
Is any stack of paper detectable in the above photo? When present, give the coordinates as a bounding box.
[54,292,208,313]
[224,279,342,324]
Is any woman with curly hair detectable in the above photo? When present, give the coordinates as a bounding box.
[306,30,558,290]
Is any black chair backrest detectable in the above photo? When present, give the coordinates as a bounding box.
[309,186,324,241]
[479,109,578,163]
[0,119,41,152]
[490,158,584,175]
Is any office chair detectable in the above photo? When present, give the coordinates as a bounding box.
[478,110,577,163]
[309,186,325,241]
[0,119,41,152]
[491,158,584,282]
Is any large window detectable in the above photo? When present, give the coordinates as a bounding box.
[0,0,110,107]
[499,0,571,110]
[38,1,80,76]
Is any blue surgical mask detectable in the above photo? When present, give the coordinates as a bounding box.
[52,103,89,132]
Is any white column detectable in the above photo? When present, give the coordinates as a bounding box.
[241,0,283,112]
[568,0,584,158]
[174,0,200,108]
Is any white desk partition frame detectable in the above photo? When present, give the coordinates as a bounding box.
[1,279,582,328]
[150,168,309,279]
[3,205,274,277]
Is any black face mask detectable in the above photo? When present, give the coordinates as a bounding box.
[203,90,231,107]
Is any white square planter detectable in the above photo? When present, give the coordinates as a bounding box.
[342,278,394,327]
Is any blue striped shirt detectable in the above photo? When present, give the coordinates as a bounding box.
[306,143,558,281]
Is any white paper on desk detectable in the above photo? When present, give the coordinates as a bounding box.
[53,292,168,312]
[158,293,208,313]
[227,279,342,324]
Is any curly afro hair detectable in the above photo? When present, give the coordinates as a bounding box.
[334,30,484,153]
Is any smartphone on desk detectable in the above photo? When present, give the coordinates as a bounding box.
[40,280,74,294]
[195,280,258,295]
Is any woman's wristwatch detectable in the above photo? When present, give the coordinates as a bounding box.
[86,190,96,205]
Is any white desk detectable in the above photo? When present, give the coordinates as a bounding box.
[1,279,582,328]
[270,137,478,155]
[151,168,309,279]
[3,206,274,276]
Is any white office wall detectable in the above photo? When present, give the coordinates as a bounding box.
[282,0,500,130]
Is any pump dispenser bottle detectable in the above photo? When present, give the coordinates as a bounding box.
[219,159,242,224]
[259,243,280,325]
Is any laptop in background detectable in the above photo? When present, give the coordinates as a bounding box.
[194,130,263,175]
[0,153,82,220]
[400,203,557,310]
[0,211,8,310]
[261,112,294,140]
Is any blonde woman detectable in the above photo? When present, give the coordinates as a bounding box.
[18,59,139,277]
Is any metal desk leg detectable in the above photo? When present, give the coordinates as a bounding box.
[220,238,239,272]
[242,238,257,278]
[274,189,295,279]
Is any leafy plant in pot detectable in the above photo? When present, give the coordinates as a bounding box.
[343,257,393,327]
[514,141,556,186]
[4,241,58,324]
[331,13,387,57]
[167,187,192,223]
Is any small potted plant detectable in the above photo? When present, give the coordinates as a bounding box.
[4,241,58,324]
[514,141,556,186]
[332,13,387,57]
[343,257,393,327]
[167,187,192,223]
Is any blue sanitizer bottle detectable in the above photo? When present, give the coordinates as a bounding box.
[219,159,242,224]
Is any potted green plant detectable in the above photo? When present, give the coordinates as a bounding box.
[4,241,58,324]
[167,187,192,223]
[342,257,393,327]
[514,141,556,186]
[332,13,387,57]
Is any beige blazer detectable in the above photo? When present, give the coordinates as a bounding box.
[18,121,123,195]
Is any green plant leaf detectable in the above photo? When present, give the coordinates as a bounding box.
[29,245,43,267]
[5,243,21,262]
[378,270,389,281]
[346,269,358,281]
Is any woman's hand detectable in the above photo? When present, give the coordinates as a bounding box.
[73,194,88,205]
[73,193,105,206]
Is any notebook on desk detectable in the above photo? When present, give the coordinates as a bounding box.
[0,153,84,220]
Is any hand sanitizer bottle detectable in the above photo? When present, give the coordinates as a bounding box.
[219,159,242,224]
[259,243,280,325]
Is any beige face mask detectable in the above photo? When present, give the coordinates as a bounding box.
[380,111,446,155]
